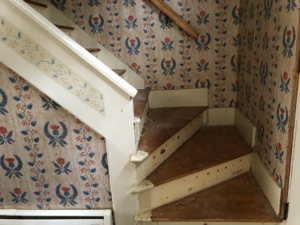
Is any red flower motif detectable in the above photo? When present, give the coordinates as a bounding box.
[280,107,285,114]
[129,39,136,43]
[166,83,172,89]
[92,17,99,21]
[264,32,268,39]
[131,63,137,68]
[50,125,60,130]
[236,33,240,39]
[200,81,206,85]
[200,11,206,17]
[165,60,171,64]
[236,7,241,11]
[275,173,280,180]
[251,3,254,9]
[57,158,65,165]
[248,61,251,66]
[235,80,238,85]
[261,96,264,102]
[44,95,50,99]
[5,158,15,163]
[164,38,170,43]
[199,35,206,39]
[246,85,250,90]
[13,188,22,195]
[262,64,266,69]
[287,30,292,37]
[0,127,7,134]
[200,59,206,65]
[128,15,134,21]
[283,71,288,80]
[259,123,262,129]
[249,32,252,36]
[61,187,70,192]
[278,143,282,151]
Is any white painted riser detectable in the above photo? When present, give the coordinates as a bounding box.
[137,154,251,214]
[135,110,207,184]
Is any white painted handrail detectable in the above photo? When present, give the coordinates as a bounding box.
[9,0,137,98]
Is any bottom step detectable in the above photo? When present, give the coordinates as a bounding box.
[136,172,282,223]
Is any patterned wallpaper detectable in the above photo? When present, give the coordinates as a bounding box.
[237,0,299,187]
[48,0,241,108]
[0,63,112,209]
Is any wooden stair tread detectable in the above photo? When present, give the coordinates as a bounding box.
[86,48,101,53]
[138,107,207,155]
[133,89,151,119]
[147,126,253,186]
[55,24,75,30]
[112,69,126,77]
[151,172,282,222]
[24,0,48,8]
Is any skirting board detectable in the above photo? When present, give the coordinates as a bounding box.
[251,154,282,215]
[234,108,256,147]
[149,89,208,108]
[138,222,282,225]
[207,108,235,126]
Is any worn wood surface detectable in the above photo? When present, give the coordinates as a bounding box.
[281,9,300,218]
[133,89,150,119]
[86,48,101,53]
[112,69,126,77]
[54,24,75,30]
[138,107,207,154]
[151,172,282,222]
[24,0,47,8]
[147,126,252,186]
[148,0,197,39]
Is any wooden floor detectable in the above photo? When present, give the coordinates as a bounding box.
[151,172,282,222]
[133,89,150,119]
[138,107,207,155]
[147,126,253,186]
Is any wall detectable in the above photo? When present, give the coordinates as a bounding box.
[0,63,112,210]
[47,0,241,108]
[237,0,299,187]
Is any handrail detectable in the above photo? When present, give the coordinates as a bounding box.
[10,0,138,98]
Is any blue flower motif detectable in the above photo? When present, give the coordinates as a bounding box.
[53,158,72,175]
[123,0,136,7]
[0,127,15,145]
[125,15,138,29]
[0,155,23,178]
[56,184,78,207]
[0,89,8,116]
[40,95,61,110]
[51,0,66,11]
[88,0,100,7]
[44,122,68,147]
[10,188,28,204]
[161,38,174,51]
[102,153,109,176]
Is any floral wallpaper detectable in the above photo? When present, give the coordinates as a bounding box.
[237,0,299,187]
[0,63,112,210]
[47,0,242,108]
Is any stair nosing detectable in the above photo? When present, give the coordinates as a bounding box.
[24,0,48,8]
[86,48,101,53]
[54,24,75,31]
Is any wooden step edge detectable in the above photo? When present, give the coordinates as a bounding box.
[24,0,48,8]
[112,69,126,76]
[133,89,151,120]
[85,48,101,53]
[54,24,75,31]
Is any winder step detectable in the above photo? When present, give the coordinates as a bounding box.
[138,107,207,156]
[112,69,126,77]
[133,89,150,119]
[147,126,252,186]
[136,172,282,223]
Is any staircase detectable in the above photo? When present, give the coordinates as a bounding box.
[1,0,283,224]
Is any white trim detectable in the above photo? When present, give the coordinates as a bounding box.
[148,89,208,108]
[10,0,137,97]
[207,108,235,126]
[0,220,104,225]
[137,154,251,213]
[251,154,282,215]
[138,222,282,225]
[0,209,17,216]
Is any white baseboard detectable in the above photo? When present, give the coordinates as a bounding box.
[234,108,256,147]
[207,108,235,126]
[251,154,282,215]
[149,89,208,108]
[139,222,281,225]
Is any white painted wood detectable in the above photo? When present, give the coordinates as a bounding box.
[207,108,235,126]
[128,180,154,195]
[234,108,256,147]
[135,111,206,183]
[135,211,152,222]
[33,0,144,90]
[134,101,148,150]
[251,154,282,215]
[0,219,104,225]
[10,0,138,97]
[58,28,74,37]
[14,210,105,217]
[149,89,208,108]
[138,154,251,213]
[26,2,47,16]
[139,222,281,225]
[104,210,113,225]
[286,77,300,225]
[131,150,149,163]
[0,209,17,216]
[0,1,136,152]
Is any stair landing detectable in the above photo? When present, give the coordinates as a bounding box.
[147,126,252,186]
[150,172,282,222]
[138,107,207,155]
